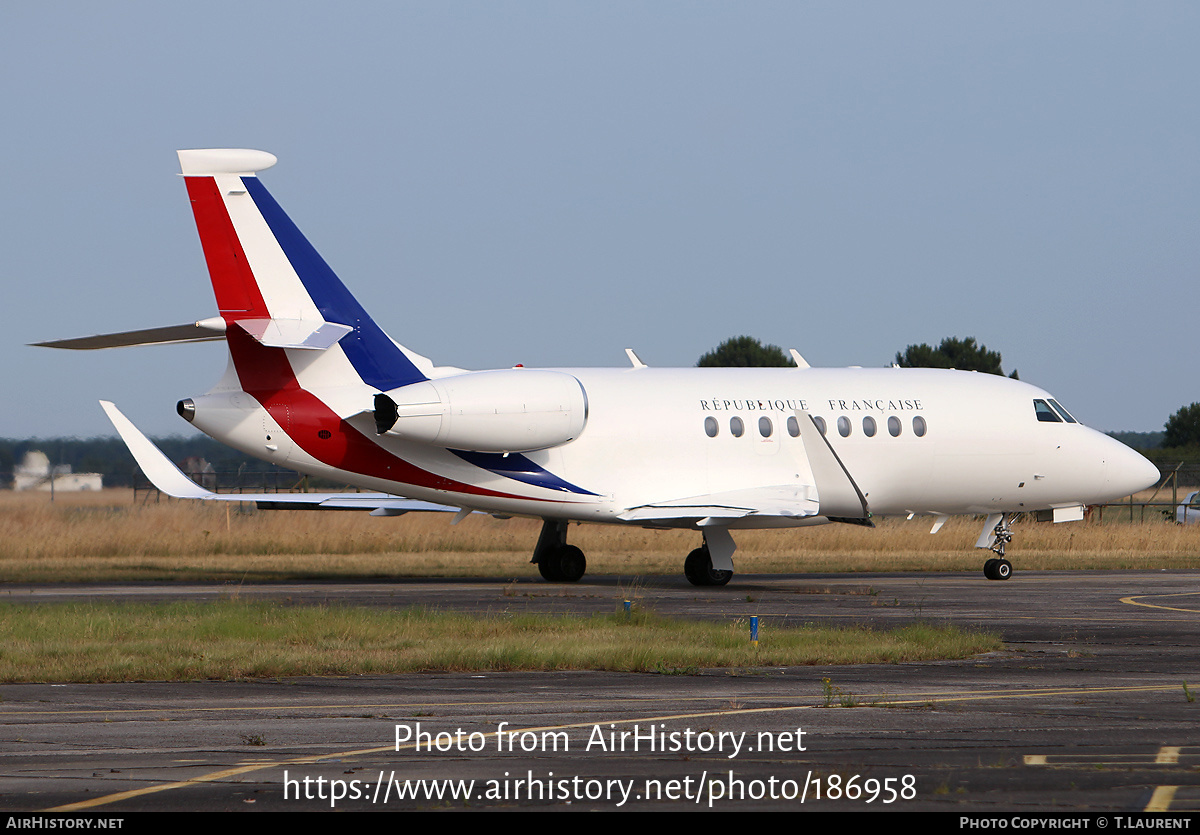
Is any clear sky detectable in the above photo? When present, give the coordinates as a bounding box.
[4,2,1197,438]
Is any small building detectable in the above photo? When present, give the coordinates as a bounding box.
[12,451,103,492]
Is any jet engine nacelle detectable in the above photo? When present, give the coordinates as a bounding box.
[374,369,588,453]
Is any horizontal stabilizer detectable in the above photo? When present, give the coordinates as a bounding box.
[234,318,353,350]
[35,316,353,352]
[99,400,457,513]
[32,318,226,350]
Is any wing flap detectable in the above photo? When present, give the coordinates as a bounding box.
[618,484,819,523]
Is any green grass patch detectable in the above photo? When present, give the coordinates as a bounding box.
[0,601,1000,682]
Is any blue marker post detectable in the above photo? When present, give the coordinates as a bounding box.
[750,616,759,647]
[624,600,632,619]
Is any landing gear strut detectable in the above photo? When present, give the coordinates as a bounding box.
[982,513,1014,581]
[532,519,586,583]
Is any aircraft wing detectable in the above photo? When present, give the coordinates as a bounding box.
[99,400,458,514]
[618,484,821,523]
[617,412,874,527]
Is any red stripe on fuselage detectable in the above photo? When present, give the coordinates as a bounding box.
[227,329,538,499]
[184,176,544,503]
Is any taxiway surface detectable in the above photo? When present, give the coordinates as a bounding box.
[1,571,1197,812]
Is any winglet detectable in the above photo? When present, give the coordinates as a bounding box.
[99,401,215,499]
[795,410,871,521]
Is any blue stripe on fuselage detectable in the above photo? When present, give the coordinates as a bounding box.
[242,177,426,391]
[451,450,598,496]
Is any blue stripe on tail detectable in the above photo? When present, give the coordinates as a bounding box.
[242,177,426,391]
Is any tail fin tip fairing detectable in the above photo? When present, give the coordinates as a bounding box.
[177,149,278,177]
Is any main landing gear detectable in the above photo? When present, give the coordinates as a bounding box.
[684,547,732,586]
[684,528,737,587]
[982,513,1015,581]
[532,519,586,583]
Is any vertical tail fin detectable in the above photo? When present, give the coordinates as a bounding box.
[178,149,429,392]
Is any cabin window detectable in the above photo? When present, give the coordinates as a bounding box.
[813,416,827,435]
[888,416,901,437]
[1048,399,1078,423]
[787,415,800,437]
[704,416,718,437]
[837,416,851,437]
[1033,399,1062,423]
[863,416,877,437]
[913,415,927,437]
[730,416,744,437]
[759,416,773,437]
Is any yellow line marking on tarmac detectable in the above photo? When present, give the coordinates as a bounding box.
[871,684,1179,707]
[1157,746,1181,764]
[1023,745,1188,768]
[1146,785,1178,812]
[1120,593,1200,614]
[6,684,1179,719]
[47,703,797,811]
[46,682,1184,811]
[0,700,561,718]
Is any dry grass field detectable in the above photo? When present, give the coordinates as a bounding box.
[0,488,1195,582]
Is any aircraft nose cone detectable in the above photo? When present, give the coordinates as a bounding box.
[1106,443,1160,497]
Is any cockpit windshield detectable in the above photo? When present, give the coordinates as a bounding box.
[1048,399,1077,423]
[1034,399,1061,422]
[1034,398,1079,424]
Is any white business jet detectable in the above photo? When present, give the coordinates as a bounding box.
[37,150,1160,585]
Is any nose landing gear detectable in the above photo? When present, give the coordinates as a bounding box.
[983,557,1012,580]
[980,513,1016,581]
